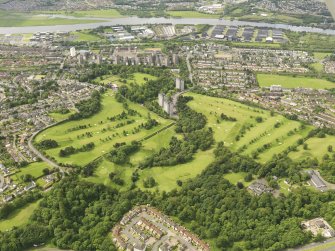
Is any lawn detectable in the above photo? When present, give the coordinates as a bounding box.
[223,172,253,186]
[71,31,105,42]
[313,52,332,60]
[83,159,134,191]
[257,74,335,89]
[138,149,215,192]
[0,200,41,231]
[48,110,74,122]
[185,93,313,163]
[39,9,124,18]
[289,134,335,161]
[167,11,220,19]
[11,162,50,183]
[94,72,157,86]
[35,91,173,166]
[232,42,281,48]
[0,11,101,27]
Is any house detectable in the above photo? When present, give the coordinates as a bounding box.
[133,243,146,251]
[307,170,327,189]
[3,194,13,203]
[24,181,36,191]
[302,218,335,238]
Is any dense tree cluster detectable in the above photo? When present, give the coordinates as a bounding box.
[0,223,51,251]
[220,113,237,122]
[107,141,141,165]
[140,128,214,168]
[59,142,95,157]
[118,76,175,104]
[70,91,102,120]
[319,154,335,183]
[175,96,207,133]
[25,178,154,251]
[37,139,59,150]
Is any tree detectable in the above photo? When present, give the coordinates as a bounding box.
[236,182,244,189]
[42,168,50,176]
[328,145,333,152]
[143,177,156,188]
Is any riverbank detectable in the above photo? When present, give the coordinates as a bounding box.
[0,16,335,35]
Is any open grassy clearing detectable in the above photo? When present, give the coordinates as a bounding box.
[83,159,133,191]
[185,93,313,163]
[35,91,173,166]
[231,42,281,48]
[0,200,41,231]
[37,9,124,18]
[257,74,335,89]
[94,73,158,86]
[167,11,220,18]
[239,13,303,25]
[71,31,105,42]
[0,11,101,27]
[138,149,214,192]
[223,172,253,187]
[48,110,75,122]
[313,52,332,60]
[289,134,335,161]
[10,162,50,185]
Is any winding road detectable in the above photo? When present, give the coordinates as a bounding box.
[28,125,65,177]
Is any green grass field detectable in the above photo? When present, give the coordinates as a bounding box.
[186,93,313,163]
[231,42,281,48]
[138,149,214,192]
[83,159,134,191]
[11,162,50,184]
[95,73,157,86]
[0,200,40,231]
[35,91,173,166]
[257,74,335,89]
[71,31,105,42]
[0,11,101,27]
[167,11,220,19]
[289,135,335,161]
[48,111,74,122]
[223,172,253,186]
[38,9,124,18]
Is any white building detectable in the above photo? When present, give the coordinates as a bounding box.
[70,47,76,57]
[176,78,185,91]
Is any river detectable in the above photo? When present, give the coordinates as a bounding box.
[1,16,335,35]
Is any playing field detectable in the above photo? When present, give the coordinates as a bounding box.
[34,91,173,166]
[186,93,313,163]
[289,134,335,161]
[0,200,40,231]
[0,11,101,27]
[257,74,335,89]
[167,11,220,18]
